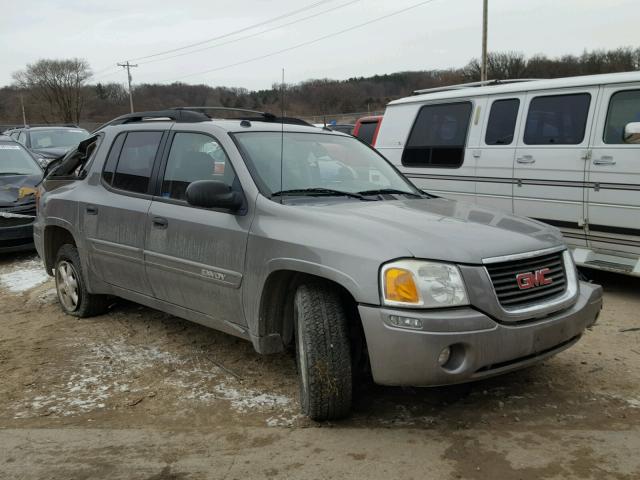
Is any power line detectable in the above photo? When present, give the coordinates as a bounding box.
[138,0,361,67]
[128,0,333,62]
[161,0,440,83]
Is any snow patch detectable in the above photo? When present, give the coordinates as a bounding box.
[0,258,50,293]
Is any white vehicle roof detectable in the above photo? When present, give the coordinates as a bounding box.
[389,71,640,106]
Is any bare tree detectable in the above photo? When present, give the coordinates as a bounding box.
[13,58,91,124]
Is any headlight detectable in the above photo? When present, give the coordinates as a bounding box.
[381,260,469,308]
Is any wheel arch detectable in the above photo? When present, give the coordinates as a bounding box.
[43,223,78,274]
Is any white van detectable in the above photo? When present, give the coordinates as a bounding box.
[376,72,640,276]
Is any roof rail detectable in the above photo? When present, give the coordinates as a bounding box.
[172,106,312,126]
[92,109,210,132]
[412,78,539,95]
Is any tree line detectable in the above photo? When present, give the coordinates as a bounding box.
[1,46,638,127]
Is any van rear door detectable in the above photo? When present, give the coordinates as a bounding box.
[513,88,598,247]
[585,85,640,269]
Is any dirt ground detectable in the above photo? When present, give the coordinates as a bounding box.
[0,253,639,480]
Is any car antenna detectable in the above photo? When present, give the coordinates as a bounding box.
[279,68,285,205]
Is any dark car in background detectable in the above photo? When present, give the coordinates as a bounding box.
[6,125,89,165]
[0,135,43,252]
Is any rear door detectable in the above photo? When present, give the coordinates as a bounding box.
[144,131,251,328]
[475,95,524,212]
[513,88,597,247]
[84,129,166,296]
[586,85,640,263]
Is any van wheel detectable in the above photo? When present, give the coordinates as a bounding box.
[294,283,352,420]
[54,244,108,317]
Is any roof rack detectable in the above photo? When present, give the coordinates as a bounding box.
[412,78,539,95]
[92,109,210,132]
[172,106,311,126]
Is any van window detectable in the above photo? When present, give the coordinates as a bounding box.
[524,93,591,145]
[402,102,472,168]
[604,89,640,144]
[356,121,378,145]
[112,131,162,194]
[485,99,519,145]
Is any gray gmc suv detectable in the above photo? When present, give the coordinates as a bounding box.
[35,108,603,420]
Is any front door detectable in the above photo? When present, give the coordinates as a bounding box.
[513,88,597,247]
[144,131,251,327]
[586,85,640,261]
[84,130,165,296]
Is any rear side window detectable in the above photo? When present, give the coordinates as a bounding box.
[524,93,591,145]
[603,89,640,144]
[356,122,378,145]
[102,133,126,185]
[402,102,472,168]
[485,99,520,145]
[161,132,236,201]
[111,131,162,194]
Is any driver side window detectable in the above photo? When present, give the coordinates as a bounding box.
[161,132,236,201]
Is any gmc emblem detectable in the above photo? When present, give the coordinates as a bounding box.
[515,268,553,290]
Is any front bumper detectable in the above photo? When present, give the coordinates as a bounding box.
[0,223,35,253]
[359,281,602,386]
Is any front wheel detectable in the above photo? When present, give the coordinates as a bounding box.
[294,283,352,420]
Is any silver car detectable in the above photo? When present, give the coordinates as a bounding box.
[34,108,603,420]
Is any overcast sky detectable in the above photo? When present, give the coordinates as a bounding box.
[1,0,637,90]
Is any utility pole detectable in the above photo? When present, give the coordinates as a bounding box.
[19,94,27,126]
[118,61,138,113]
[481,0,488,81]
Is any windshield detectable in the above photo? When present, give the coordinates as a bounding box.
[30,129,89,149]
[0,143,41,175]
[233,132,420,198]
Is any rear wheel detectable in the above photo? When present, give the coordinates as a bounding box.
[294,283,352,420]
[54,244,108,317]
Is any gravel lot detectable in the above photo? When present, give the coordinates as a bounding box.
[0,253,639,479]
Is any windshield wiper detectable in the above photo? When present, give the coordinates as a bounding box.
[356,188,425,198]
[271,188,374,200]
[0,172,28,176]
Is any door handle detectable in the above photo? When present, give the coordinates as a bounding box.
[593,156,616,166]
[516,155,535,164]
[152,216,168,228]
[85,205,98,215]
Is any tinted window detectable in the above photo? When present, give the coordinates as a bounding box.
[604,89,640,144]
[102,133,126,185]
[485,99,520,145]
[402,102,472,168]
[524,93,591,145]
[161,133,236,201]
[112,132,162,194]
[356,121,378,145]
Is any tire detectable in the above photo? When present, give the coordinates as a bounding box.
[54,244,108,318]
[294,282,352,420]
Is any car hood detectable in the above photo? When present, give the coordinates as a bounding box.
[288,197,565,264]
[32,147,69,158]
[0,174,41,207]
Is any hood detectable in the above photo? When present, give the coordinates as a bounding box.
[0,174,42,207]
[32,147,69,158]
[289,197,565,265]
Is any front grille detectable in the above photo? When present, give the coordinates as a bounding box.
[486,251,567,309]
[0,207,36,228]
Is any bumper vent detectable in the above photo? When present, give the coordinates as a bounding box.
[486,251,567,309]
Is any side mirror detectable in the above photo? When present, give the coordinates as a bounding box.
[624,122,640,144]
[186,180,243,211]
